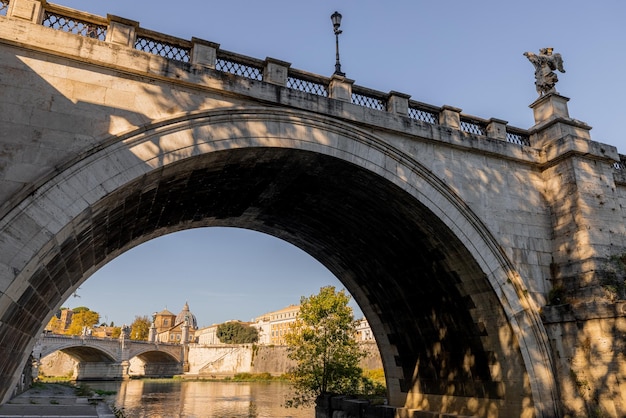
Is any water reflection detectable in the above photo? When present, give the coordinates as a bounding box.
[89,380,313,418]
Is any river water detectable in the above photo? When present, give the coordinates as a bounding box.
[88,380,314,418]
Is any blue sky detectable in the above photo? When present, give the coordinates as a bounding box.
[51,0,626,327]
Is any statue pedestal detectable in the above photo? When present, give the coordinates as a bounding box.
[529,92,569,125]
[528,92,591,148]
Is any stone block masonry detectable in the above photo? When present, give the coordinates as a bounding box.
[2,1,626,416]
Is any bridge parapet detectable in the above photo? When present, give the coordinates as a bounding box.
[3,0,531,147]
[125,340,183,361]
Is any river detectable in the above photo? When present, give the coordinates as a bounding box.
[88,379,314,418]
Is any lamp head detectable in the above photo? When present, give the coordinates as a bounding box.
[331,11,342,34]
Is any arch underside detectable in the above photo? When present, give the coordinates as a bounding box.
[0,97,561,414]
[58,346,115,363]
[21,147,531,412]
[133,351,180,364]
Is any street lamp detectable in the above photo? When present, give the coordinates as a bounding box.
[331,11,345,76]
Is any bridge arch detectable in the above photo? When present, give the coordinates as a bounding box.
[34,338,118,381]
[1,108,558,416]
[128,349,182,378]
[36,340,117,363]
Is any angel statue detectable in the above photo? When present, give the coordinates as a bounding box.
[523,48,565,96]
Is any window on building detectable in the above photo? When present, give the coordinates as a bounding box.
[164,319,169,326]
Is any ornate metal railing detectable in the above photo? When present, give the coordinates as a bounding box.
[351,86,386,111]
[216,50,263,81]
[460,116,487,136]
[41,4,107,41]
[506,127,531,146]
[135,28,191,63]
[408,101,439,125]
[0,0,9,17]
[287,69,329,97]
[30,1,534,149]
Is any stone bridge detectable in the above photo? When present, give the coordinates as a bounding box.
[32,334,183,380]
[1,1,626,416]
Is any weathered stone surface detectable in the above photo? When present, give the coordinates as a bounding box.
[2,1,626,416]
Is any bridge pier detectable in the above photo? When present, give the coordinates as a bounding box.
[75,362,125,381]
[530,93,626,416]
[120,361,130,380]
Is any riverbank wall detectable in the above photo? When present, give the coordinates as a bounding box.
[187,341,382,376]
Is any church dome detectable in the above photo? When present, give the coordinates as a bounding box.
[175,302,198,329]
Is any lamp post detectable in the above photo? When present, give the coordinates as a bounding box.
[331,11,345,76]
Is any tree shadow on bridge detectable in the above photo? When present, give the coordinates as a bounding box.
[1,42,550,418]
[0,49,152,219]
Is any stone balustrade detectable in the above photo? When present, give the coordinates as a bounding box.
[2,0,531,146]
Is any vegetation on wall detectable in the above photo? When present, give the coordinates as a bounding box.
[216,321,259,344]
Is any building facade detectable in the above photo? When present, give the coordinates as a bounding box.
[254,305,300,345]
[252,305,373,346]
[150,303,198,343]
[355,318,374,341]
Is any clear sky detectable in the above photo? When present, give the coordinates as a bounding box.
[50,0,626,328]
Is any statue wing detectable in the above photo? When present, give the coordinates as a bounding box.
[554,53,565,73]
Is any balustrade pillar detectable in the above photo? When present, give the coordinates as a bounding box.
[328,74,354,102]
[387,91,411,116]
[486,118,508,141]
[7,0,43,23]
[439,105,462,130]
[263,57,291,86]
[191,38,220,70]
[106,15,138,48]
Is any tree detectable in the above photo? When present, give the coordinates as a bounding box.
[130,315,151,340]
[65,307,100,335]
[216,321,259,344]
[111,326,122,339]
[284,286,366,408]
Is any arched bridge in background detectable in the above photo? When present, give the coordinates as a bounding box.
[33,334,183,380]
[2,1,626,416]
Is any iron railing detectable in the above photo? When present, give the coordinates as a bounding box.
[351,86,386,111]
[32,1,533,148]
[0,0,9,17]
[505,127,531,146]
[460,116,487,136]
[41,4,107,41]
[135,28,191,63]
[287,69,329,97]
[216,50,263,81]
[408,101,439,125]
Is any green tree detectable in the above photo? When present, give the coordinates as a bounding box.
[65,307,100,335]
[216,321,259,344]
[130,315,151,340]
[284,286,366,408]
